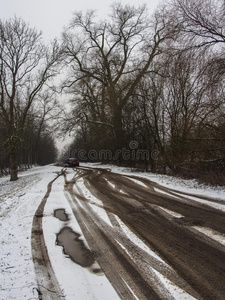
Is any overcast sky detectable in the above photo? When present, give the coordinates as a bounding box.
[1,0,161,43]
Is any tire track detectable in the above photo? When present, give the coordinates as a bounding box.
[63,169,199,299]
[80,167,225,300]
[100,171,225,234]
[63,173,164,300]
[31,166,225,300]
[31,171,65,300]
[78,180,199,299]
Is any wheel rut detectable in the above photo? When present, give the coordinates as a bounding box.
[31,170,65,300]
[31,166,225,300]
[76,167,225,300]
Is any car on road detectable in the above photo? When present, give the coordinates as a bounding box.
[64,158,80,167]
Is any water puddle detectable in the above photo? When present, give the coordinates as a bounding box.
[54,209,102,274]
[56,227,94,267]
[54,209,69,221]
[56,226,102,274]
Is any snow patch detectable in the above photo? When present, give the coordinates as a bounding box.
[193,226,225,247]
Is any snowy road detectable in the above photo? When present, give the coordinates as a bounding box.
[1,164,225,299]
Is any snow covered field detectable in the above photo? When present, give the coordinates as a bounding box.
[0,163,225,299]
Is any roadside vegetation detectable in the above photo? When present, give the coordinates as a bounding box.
[1,0,225,184]
[0,18,61,179]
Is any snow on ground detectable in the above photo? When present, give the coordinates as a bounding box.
[43,171,120,300]
[0,166,58,299]
[0,163,225,300]
[86,162,225,200]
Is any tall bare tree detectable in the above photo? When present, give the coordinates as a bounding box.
[0,17,61,180]
[62,4,177,157]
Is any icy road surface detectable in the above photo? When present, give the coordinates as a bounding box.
[1,164,225,299]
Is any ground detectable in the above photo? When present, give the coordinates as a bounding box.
[0,163,225,299]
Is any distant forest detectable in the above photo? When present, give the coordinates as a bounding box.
[1,0,225,184]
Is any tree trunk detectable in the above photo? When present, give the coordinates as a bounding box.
[112,107,126,163]
[113,109,124,142]
[9,138,18,181]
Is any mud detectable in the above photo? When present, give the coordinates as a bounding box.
[72,167,225,300]
[32,167,225,300]
[31,173,65,300]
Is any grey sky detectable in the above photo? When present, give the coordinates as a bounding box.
[1,0,161,43]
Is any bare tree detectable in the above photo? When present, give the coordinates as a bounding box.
[174,0,225,48]
[0,17,61,180]
[168,0,225,181]
[61,4,177,157]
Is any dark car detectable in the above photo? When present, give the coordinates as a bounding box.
[64,158,79,167]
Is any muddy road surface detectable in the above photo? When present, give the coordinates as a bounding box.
[32,166,225,299]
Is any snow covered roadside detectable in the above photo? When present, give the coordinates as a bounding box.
[0,166,59,299]
[1,163,225,300]
[0,165,120,300]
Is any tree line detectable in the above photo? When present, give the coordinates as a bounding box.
[0,18,60,180]
[1,0,225,184]
[61,0,225,184]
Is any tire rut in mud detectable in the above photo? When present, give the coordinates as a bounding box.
[64,169,192,299]
[79,167,225,300]
[63,173,146,299]
[31,173,64,300]
[67,171,181,299]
